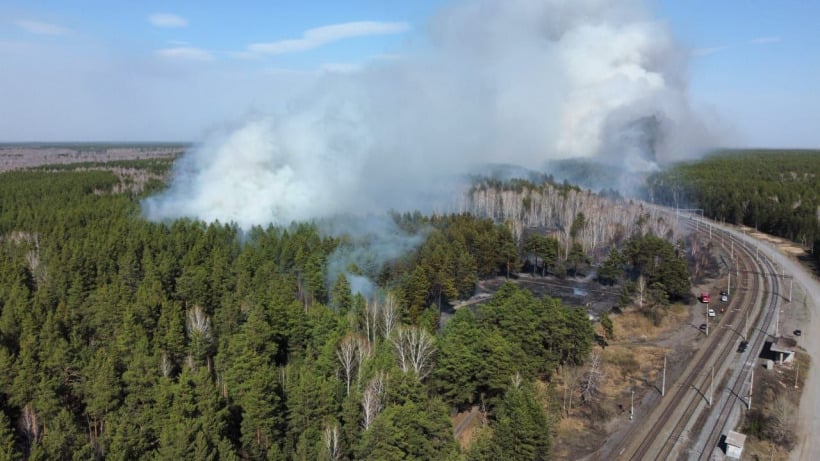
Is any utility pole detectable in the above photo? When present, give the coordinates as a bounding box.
[731,240,733,259]
[706,303,709,336]
[728,271,731,297]
[775,304,779,337]
[709,366,714,407]
[789,278,793,303]
[744,311,749,341]
[795,362,800,389]
[748,367,754,411]
[630,388,634,420]
[662,350,667,397]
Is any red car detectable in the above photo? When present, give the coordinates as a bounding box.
[700,292,710,303]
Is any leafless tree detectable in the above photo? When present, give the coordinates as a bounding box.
[19,403,41,451]
[581,350,603,403]
[337,332,373,396]
[322,423,341,461]
[363,298,380,345]
[510,372,523,389]
[767,394,797,449]
[354,335,372,387]
[160,353,173,378]
[362,372,387,430]
[337,334,360,396]
[562,366,584,416]
[186,305,213,369]
[462,183,686,268]
[637,275,646,308]
[390,325,436,380]
[186,305,211,340]
[381,293,400,339]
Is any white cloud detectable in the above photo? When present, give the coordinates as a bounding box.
[156,47,213,61]
[16,19,71,36]
[149,13,188,28]
[248,21,410,55]
[749,36,781,44]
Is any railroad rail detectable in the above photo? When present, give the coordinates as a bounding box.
[612,213,781,460]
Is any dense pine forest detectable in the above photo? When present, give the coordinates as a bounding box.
[644,150,820,259]
[0,158,693,460]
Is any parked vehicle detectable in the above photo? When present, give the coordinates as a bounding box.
[700,292,710,303]
[720,291,728,302]
[708,308,716,317]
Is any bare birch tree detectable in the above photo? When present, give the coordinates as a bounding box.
[160,353,173,378]
[363,298,380,345]
[19,403,41,450]
[354,335,372,387]
[562,366,584,416]
[186,305,213,369]
[337,333,373,396]
[390,325,436,380]
[362,372,387,430]
[337,334,361,396]
[381,293,400,339]
[581,350,603,403]
[322,423,341,461]
[637,275,646,309]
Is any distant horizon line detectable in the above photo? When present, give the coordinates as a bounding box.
[0,142,817,153]
[0,141,193,146]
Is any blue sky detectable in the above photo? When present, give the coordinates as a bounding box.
[1,0,818,148]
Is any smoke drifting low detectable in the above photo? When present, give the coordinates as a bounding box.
[144,0,713,229]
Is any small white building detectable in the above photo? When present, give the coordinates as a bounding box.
[770,337,796,364]
[725,430,746,459]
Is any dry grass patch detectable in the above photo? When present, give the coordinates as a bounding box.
[553,416,594,460]
[601,345,664,397]
[610,303,689,343]
[613,309,656,342]
[744,438,789,461]
[555,415,585,434]
[456,423,478,450]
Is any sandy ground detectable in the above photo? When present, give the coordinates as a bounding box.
[715,225,820,461]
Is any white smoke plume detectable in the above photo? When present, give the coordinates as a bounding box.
[144,0,713,229]
[319,215,427,298]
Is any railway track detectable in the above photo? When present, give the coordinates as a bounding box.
[613,214,781,460]
[690,228,783,460]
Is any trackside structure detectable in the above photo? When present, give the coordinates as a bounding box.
[725,430,746,459]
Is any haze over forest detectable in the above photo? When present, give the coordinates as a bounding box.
[3,1,819,229]
[141,0,717,229]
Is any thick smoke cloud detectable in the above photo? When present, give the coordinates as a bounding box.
[144,0,712,229]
